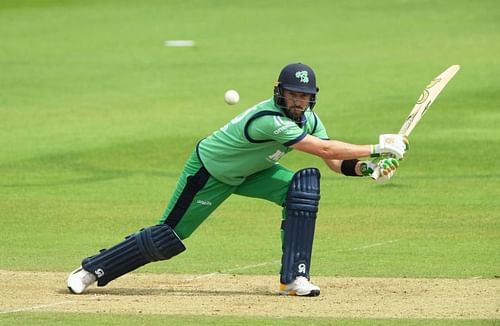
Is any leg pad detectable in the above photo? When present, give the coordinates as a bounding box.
[280,168,320,284]
[82,224,185,286]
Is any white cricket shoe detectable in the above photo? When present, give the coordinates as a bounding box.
[67,266,96,294]
[279,276,320,297]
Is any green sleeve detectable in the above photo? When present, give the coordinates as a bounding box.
[310,112,329,139]
[247,115,306,146]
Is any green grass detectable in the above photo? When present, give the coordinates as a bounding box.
[0,313,496,326]
[1,0,499,324]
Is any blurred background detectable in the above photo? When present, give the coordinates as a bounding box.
[1,0,498,280]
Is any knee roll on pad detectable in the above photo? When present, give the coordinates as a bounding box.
[82,224,185,286]
[280,168,320,284]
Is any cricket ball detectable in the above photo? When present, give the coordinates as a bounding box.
[224,89,240,105]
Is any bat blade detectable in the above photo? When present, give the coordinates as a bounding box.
[399,64,460,137]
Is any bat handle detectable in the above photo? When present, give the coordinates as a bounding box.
[370,168,381,180]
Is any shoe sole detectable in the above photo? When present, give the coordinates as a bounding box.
[67,285,79,294]
[306,289,320,297]
[279,289,320,297]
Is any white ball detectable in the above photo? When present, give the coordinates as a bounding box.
[224,89,240,105]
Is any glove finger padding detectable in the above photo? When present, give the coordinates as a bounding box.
[370,158,399,183]
[373,170,394,184]
[379,158,399,176]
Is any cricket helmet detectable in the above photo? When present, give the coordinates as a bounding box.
[273,63,319,124]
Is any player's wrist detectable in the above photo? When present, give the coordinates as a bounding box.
[341,159,362,177]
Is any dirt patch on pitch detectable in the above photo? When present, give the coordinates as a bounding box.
[0,270,498,319]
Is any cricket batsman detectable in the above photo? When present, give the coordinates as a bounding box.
[67,62,407,296]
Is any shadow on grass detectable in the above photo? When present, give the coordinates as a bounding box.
[57,287,277,297]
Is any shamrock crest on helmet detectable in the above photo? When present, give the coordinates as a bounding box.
[295,71,309,83]
[273,63,320,126]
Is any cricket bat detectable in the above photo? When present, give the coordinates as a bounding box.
[372,65,460,180]
[399,64,460,137]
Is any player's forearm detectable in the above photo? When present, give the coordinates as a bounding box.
[323,159,341,173]
[320,140,371,160]
[292,134,372,160]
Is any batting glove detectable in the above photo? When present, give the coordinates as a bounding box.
[360,157,399,183]
[370,134,409,160]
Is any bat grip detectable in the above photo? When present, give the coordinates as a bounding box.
[370,168,381,180]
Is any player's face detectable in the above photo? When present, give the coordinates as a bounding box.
[283,90,312,119]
